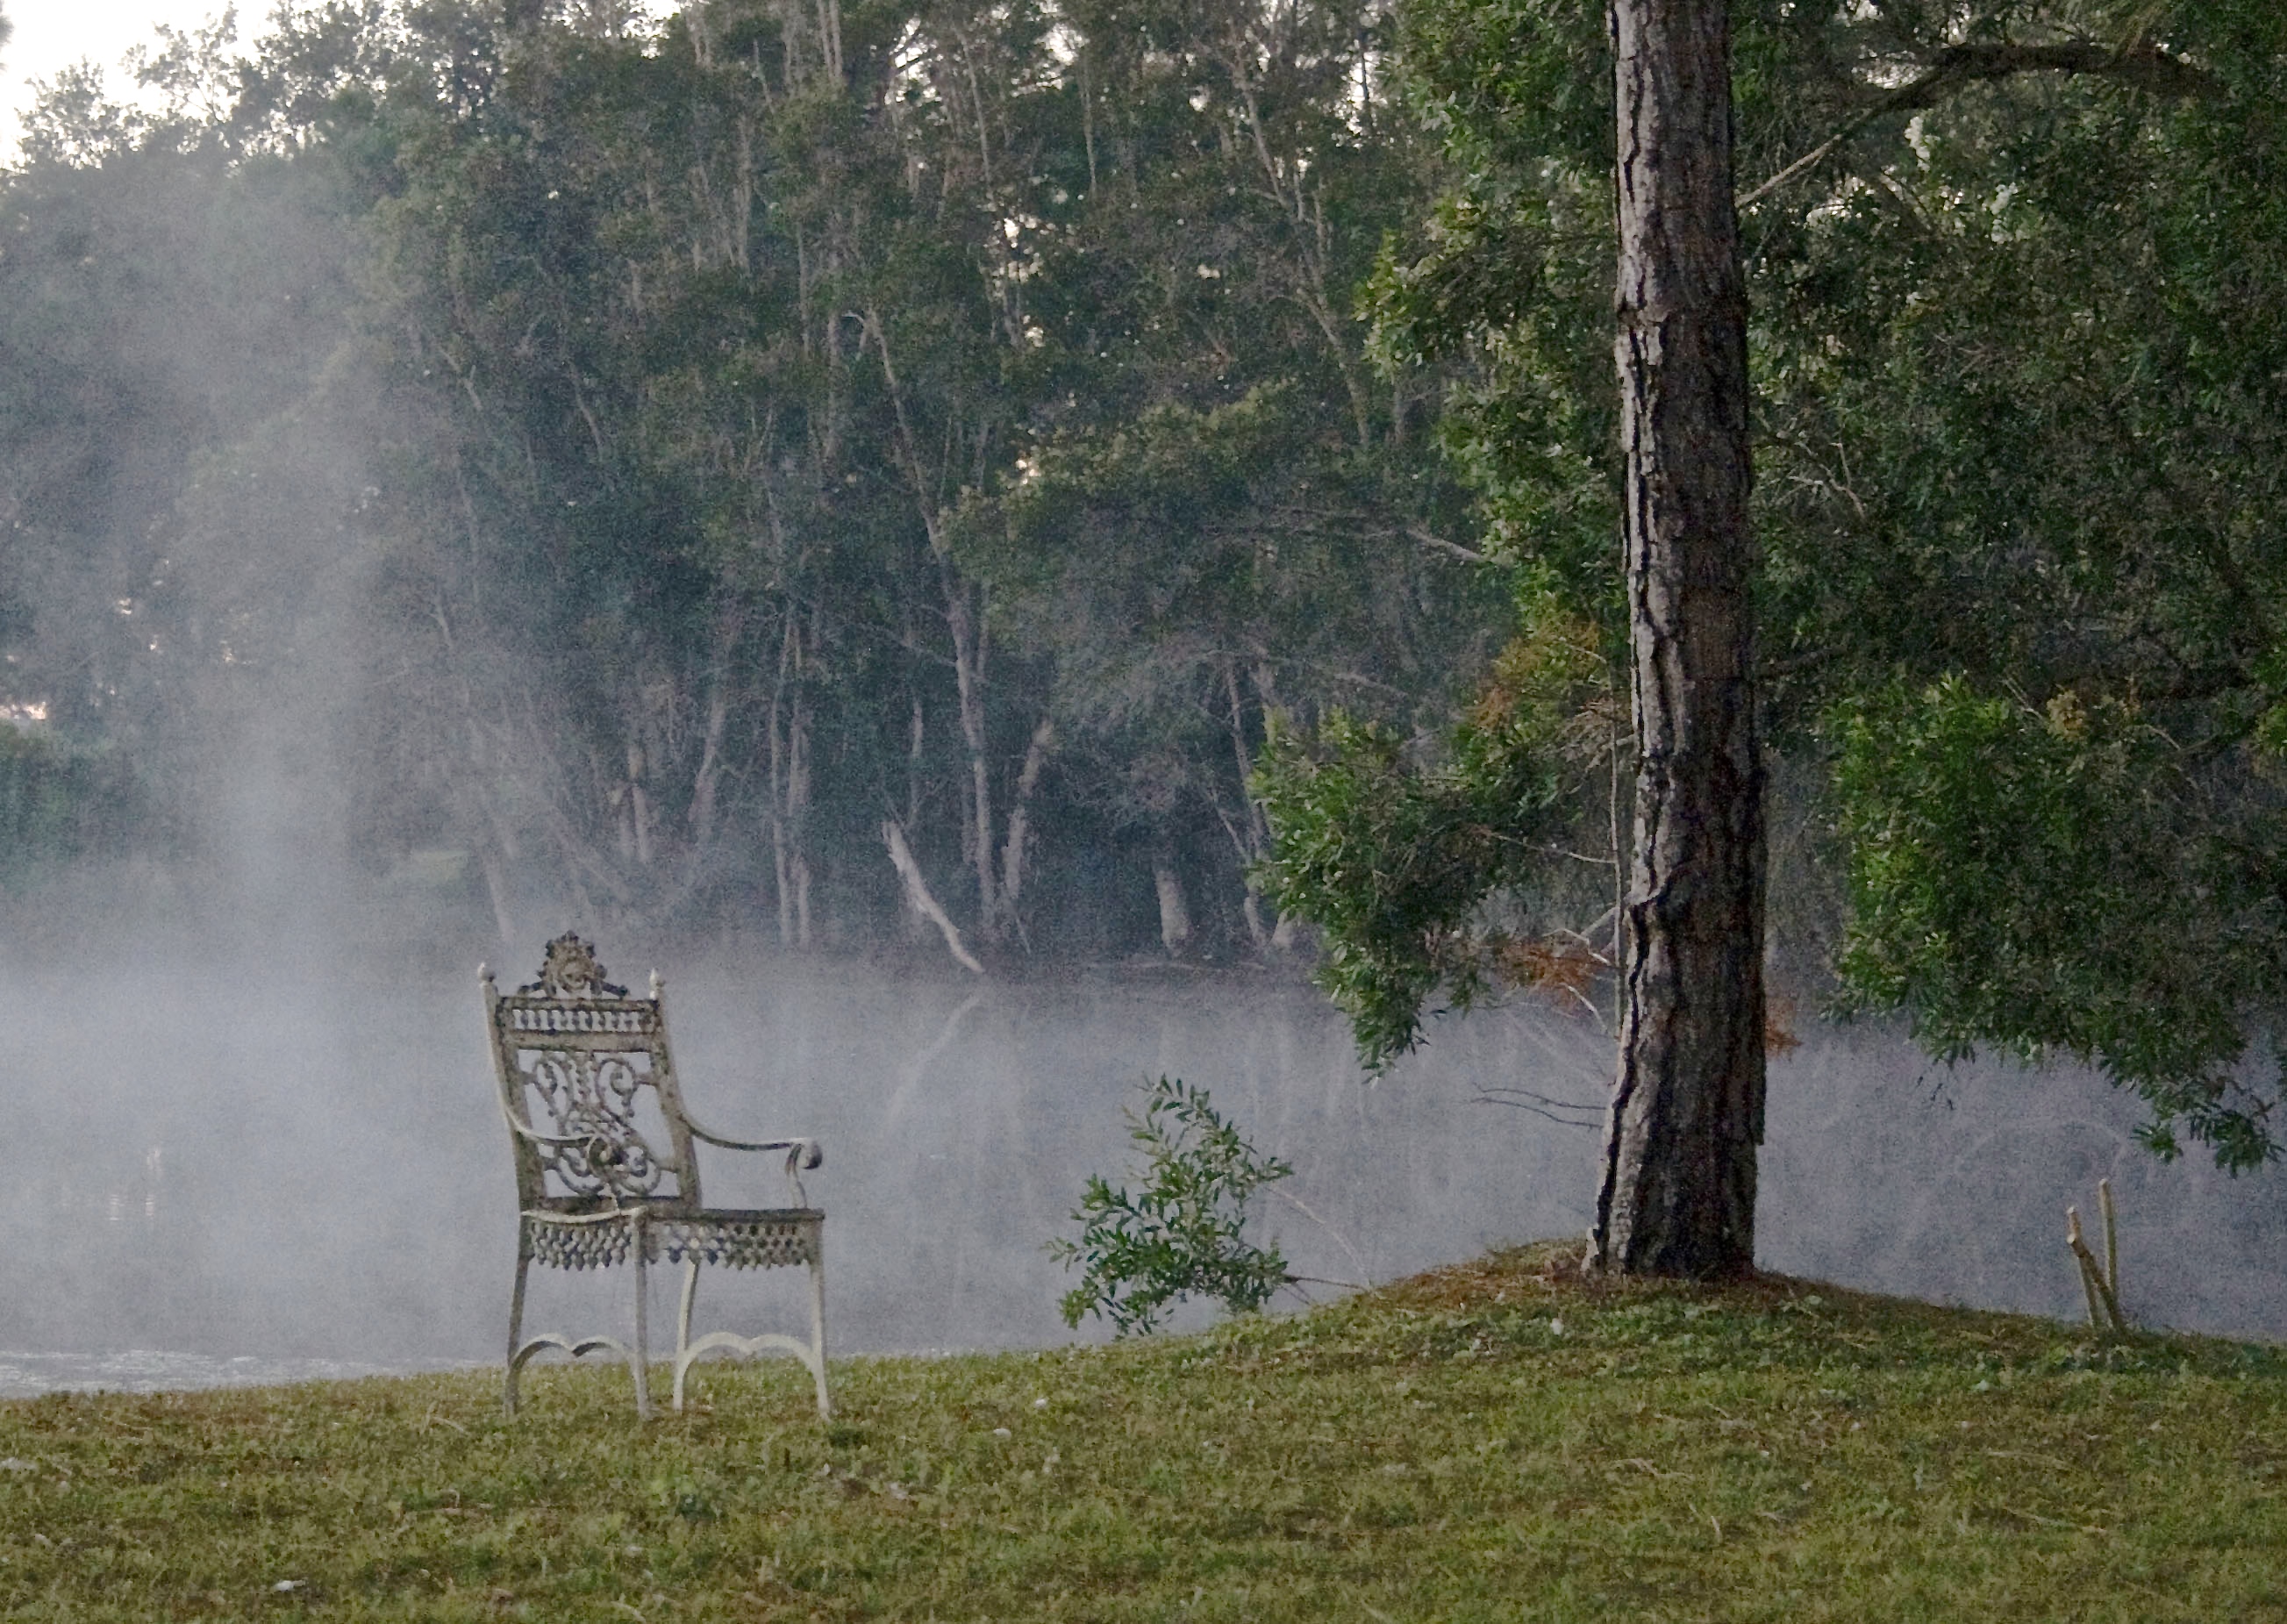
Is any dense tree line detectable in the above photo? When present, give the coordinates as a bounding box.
[0,0,1500,959]
[5,0,2286,1191]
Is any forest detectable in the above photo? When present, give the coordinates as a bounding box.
[3,0,2284,1171]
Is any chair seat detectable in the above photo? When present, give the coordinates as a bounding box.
[523,1206,823,1272]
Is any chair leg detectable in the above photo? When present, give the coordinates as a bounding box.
[630,1237,654,1421]
[672,1257,701,1413]
[808,1250,832,1420]
[504,1246,532,1419]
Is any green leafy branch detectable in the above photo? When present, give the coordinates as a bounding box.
[1051,1078,1296,1337]
[1831,676,2282,1170]
[1251,597,1612,1068]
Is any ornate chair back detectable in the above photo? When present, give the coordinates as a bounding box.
[484,934,704,1217]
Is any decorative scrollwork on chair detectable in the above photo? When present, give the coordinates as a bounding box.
[483,934,829,1421]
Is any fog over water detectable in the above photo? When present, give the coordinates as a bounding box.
[4,912,2283,1398]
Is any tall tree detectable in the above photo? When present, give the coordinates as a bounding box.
[1260,0,2286,1190]
[1593,0,1762,1277]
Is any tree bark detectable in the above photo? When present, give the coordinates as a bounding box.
[768,612,801,948]
[687,603,742,862]
[1592,0,1766,1278]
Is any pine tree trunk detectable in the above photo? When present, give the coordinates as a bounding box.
[1592,0,1765,1279]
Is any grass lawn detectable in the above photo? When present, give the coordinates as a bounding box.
[2,1241,2283,1620]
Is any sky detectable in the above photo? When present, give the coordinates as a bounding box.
[0,0,238,160]
[0,1,694,160]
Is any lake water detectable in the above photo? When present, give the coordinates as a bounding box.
[4,936,2282,1397]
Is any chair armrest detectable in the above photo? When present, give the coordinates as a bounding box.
[684,1125,823,1205]
[687,1125,822,1165]
[507,1119,598,1150]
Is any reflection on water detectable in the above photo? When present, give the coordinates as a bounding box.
[2,938,2283,1398]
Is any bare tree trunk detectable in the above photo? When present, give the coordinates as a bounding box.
[789,690,813,948]
[688,605,741,859]
[759,608,818,949]
[943,575,1001,939]
[1592,0,1765,1279]
[883,819,985,975]
[816,0,844,85]
[868,308,1004,943]
[1221,659,1273,952]
[771,821,794,945]
[475,841,518,948]
[767,613,796,947]
[1247,656,1302,951]
[997,715,1054,933]
[899,690,928,943]
[1154,855,1194,959]
[689,678,730,851]
[626,741,654,869]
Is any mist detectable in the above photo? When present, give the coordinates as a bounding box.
[4,899,2284,1397]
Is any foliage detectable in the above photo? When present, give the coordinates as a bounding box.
[1051,1076,1294,1334]
[975,386,1498,870]
[1832,678,2283,1170]
[1261,0,2287,1170]
[1361,0,1616,612]
[1767,8,2287,1166]
[4,1242,2287,1620]
[0,726,153,886]
[1251,597,1609,1064]
[0,0,1501,958]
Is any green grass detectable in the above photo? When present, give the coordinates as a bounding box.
[3,1242,2283,1620]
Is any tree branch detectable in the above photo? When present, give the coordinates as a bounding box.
[1741,39,2221,209]
[1407,524,1491,565]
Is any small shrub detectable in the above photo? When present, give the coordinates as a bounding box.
[1051,1077,1294,1335]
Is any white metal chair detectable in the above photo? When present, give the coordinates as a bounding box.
[483,934,828,1420]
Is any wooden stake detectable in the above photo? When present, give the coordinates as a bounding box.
[2067,1207,2105,1328]
[2065,1202,2124,1333]
[2098,1178,2118,1300]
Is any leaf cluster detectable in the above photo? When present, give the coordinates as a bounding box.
[1252,600,1604,1065]
[1832,677,2283,1169]
[1050,1076,1294,1336]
